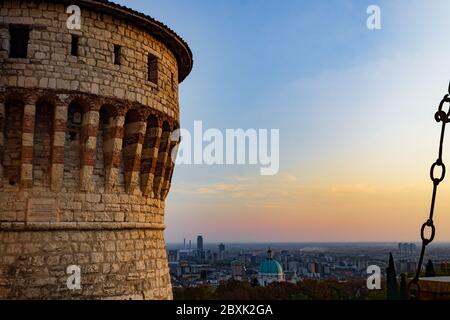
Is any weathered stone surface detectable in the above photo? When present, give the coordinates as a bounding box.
[0,0,189,300]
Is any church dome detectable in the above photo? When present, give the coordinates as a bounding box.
[259,250,284,274]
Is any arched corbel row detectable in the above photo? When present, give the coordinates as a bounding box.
[1,88,181,197]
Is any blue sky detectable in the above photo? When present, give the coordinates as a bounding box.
[114,0,450,243]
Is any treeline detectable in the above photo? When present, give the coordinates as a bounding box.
[174,254,450,300]
[173,279,386,300]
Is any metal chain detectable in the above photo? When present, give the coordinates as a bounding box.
[409,86,450,298]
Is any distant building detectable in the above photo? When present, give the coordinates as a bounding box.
[308,261,319,274]
[398,243,417,253]
[354,259,368,271]
[323,264,331,275]
[397,260,417,274]
[179,260,190,275]
[177,249,193,261]
[197,235,204,252]
[231,260,245,278]
[197,235,204,260]
[288,261,299,272]
[168,261,181,277]
[280,250,290,270]
[219,243,225,260]
[258,249,285,286]
[206,250,212,262]
[306,261,321,278]
[397,261,408,273]
[168,250,177,262]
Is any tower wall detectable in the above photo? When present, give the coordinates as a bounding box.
[0,0,191,299]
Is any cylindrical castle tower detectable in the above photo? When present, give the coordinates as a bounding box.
[0,0,192,299]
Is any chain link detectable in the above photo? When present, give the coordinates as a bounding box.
[409,87,450,298]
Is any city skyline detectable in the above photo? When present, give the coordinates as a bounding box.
[166,234,448,246]
[167,238,435,296]
[113,0,450,242]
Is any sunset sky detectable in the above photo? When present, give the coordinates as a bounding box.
[116,0,450,243]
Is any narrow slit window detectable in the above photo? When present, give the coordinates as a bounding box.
[71,34,79,56]
[147,53,158,84]
[114,45,122,65]
[9,25,30,58]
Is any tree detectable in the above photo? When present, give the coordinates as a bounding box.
[250,277,259,287]
[425,259,436,277]
[399,273,408,300]
[214,280,252,300]
[386,252,399,300]
[439,262,450,276]
[173,285,214,300]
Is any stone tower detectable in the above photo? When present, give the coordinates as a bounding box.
[0,0,192,299]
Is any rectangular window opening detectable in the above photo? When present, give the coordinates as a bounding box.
[71,34,79,56]
[147,53,158,84]
[114,45,122,65]
[9,25,30,58]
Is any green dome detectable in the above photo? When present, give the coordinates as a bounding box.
[259,259,283,274]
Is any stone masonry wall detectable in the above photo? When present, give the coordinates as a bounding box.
[0,0,180,120]
[0,228,172,300]
[0,0,186,300]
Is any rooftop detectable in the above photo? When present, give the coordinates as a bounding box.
[259,258,284,275]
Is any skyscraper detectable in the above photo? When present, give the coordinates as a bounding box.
[197,235,204,253]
